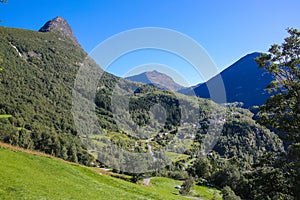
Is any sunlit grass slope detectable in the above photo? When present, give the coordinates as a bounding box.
[0,144,192,200]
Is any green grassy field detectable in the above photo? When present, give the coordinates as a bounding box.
[150,177,222,200]
[193,185,222,200]
[0,114,12,119]
[0,144,221,200]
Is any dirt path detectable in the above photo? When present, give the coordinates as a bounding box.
[142,177,152,185]
[184,196,203,200]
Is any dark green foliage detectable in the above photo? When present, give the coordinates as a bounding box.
[210,164,244,191]
[194,105,284,168]
[0,27,93,165]
[130,173,144,183]
[129,90,181,129]
[221,186,241,200]
[256,28,300,143]
[188,153,295,199]
[246,167,294,199]
[189,156,211,179]
[214,109,283,167]
[255,28,300,199]
[179,176,194,195]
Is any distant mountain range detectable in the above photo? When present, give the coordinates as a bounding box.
[126,70,186,91]
[128,53,274,108]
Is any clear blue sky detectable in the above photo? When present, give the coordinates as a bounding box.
[0,0,299,86]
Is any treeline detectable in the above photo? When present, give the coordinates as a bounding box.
[0,117,93,164]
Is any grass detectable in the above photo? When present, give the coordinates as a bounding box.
[150,177,222,200]
[0,143,222,200]
[149,177,187,199]
[192,185,222,200]
[0,143,198,200]
[166,152,190,162]
[0,114,12,119]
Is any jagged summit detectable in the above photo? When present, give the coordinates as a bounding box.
[39,16,78,44]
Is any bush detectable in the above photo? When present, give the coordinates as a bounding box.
[179,176,194,195]
[221,186,241,200]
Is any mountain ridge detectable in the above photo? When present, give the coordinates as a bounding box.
[180,52,274,108]
[126,70,186,91]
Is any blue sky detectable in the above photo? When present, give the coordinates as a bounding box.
[0,0,299,86]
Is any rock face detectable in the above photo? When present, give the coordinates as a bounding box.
[126,70,186,91]
[39,16,78,44]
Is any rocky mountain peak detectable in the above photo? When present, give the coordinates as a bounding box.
[39,16,78,44]
[126,70,186,91]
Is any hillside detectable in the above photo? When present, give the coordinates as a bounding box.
[0,17,284,175]
[0,21,93,164]
[180,53,274,108]
[0,143,223,200]
[126,70,185,91]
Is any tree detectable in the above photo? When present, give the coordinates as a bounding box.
[221,186,241,200]
[210,165,242,191]
[256,28,300,198]
[189,156,212,179]
[179,176,194,195]
[0,56,3,74]
[256,28,300,143]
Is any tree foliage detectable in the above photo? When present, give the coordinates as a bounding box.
[189,156,212,179]
[0,27,93,165]
[221,186,241,200]
[179,175,194,195]
[256,28,300,199]
[256,28,300,142]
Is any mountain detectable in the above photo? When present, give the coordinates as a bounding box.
[126,70,186,91]
[0,17,283,172]
[180,52,274,108]
[0,17,290,199]
[0,17,92,164]
[39,16,78,44]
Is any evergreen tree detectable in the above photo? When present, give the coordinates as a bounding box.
[221,186,241,200]
[256,28,300,143]
[256,28,300,198]
[190,156,212,179]
[179,176,194,195]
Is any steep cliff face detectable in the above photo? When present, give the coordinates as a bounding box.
[39,16,78,45]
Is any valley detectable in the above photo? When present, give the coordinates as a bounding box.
[0,13,299,200]
[0,142,222,200]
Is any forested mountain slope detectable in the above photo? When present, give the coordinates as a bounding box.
[0,18,284,169]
